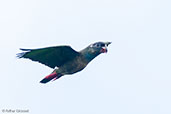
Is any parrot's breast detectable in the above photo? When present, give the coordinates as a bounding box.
[58,55,89,75]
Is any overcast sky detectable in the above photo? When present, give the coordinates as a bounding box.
[0,0,171,114]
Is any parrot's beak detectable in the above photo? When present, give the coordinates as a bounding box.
[100,42,111,53]
[105,42,112,46]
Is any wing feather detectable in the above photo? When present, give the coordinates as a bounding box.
[17,46,79,68]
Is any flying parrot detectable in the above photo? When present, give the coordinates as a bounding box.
[17,41,111,84]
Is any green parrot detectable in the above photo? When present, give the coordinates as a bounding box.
[17,41,111,84]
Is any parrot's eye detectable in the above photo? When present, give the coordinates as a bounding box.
[96,44,101,47]
[93,43,105,48]
[100,44,105,47]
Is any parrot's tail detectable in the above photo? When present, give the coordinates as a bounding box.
[40,72,62,84]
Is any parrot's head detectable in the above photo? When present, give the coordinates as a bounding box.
[81,41,111,62]
[90,41,111,53]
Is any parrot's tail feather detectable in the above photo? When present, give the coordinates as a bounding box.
[40,72,62,84]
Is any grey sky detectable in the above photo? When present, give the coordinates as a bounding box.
[0,0,171,114]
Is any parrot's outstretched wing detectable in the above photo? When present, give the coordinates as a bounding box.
[17,46,79,68]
